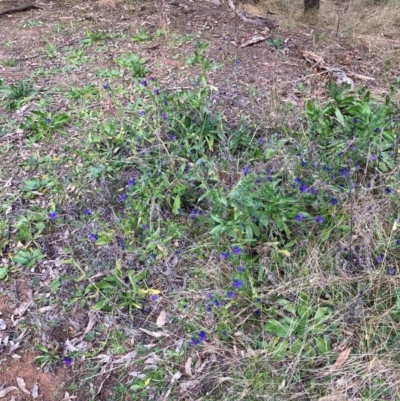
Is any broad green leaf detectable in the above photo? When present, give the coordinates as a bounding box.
[315,336,331,354]
[264,319,290,338]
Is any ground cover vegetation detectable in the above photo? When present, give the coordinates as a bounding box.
[1,0,400,400]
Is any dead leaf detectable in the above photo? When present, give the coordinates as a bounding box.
[113,350,137,365]
[0,387,17,398]
[330,347,352,371]
[31,383,39,399]
[156,310,167,327]
[38,305,58,313]
[185,357,193,377]
[12,300,32,318]
[241,35,266,48]
[0,320,6,330]
[17,378,30,395]
[139,328,169,338]
[84,312,96,334]
[63,392,77,400]
[171,371,182,384]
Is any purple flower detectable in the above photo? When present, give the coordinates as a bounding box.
[63,356,72,366]
[315,216,324,224]
[89,233,97,241]
[150,294,158,301]
[294,177,302,185]
[242,166,251,176]
[295,213,304,221]
[255,178,261,184]
[83,208,91,216]
[377,254,385,263]
[214,299,221,308]
[191,337,200,346]
[267,175,273,182]
[48,211,58,219]
[153,89,160,95]
[127,178,135,187]
[149,76,155,81]
[251,215,257,222]
[190,209,197,218]
[198,331,208,341]
[207,292,213,299]
[385,187,392,194]
[370,154,378,161]
[374,127,381,133]
[140,80,147,87]
[353,118,359,123]
[228,291,235,298]
[206,304,212,312]
[45,117,51,124]
[169,134,176,141]
[299,184,308,193]
[102,84,109,90]
[310,187,317,195]
[236,60,242,66]
[233,279,243,289]
[238,266,245,272]
[388,266,396,276]
[396,239,400,246]
[139,110,145,116]
[162,113,168,121]
[258,138,265,145]
[221,252,229,260]
[338,152,344,157]
[340,168,348,177]
[330,198,338,206]
[119,193,128,201]
[300,161,307,167]
[233,246,241,255]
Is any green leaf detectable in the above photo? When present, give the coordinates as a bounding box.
[93,298,109,311]
[334,108,345,126]
[172,195,181,215]
[264,319,290,338]
[0,267,8,280]
[298,292,310,318]
[291,339,303,355]
[273,339,288,359]
[315,336,331,354]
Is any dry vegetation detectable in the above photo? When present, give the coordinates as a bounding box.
[0,0,399,400]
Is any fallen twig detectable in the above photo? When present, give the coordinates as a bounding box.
[0,4,44,17]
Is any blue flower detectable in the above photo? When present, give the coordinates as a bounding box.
[300,161,307,167]
[89,233,97,241]
[353,118,359,123]
[370,154,378,161]
[190,209,197,218]
[295,213,304,221]
[340,168,348,177]
[198,331,208,341]
[397,239,400,246]
[233,246,241,255]
[255,178,261,184]
[162,113,168,120]
[385,187,392,194]
[214,299,221,308]
[153,89,160,95]
[299,184,308,193]
[315,216,324,224]
[150,294,158,301]
[258,138,265,145]
[377,254,384,263]
[127,178,135,187]
[191,337,200,346]
[228,291,235,298]
[374,127,381,133]
[221,252,229,260]
[83,208,91,216]
[251,215,257,222]
[310,187,317,195]
[330,198,338,206]
[63,356,72,366]
[233,279,243,289]
[149,76,156,81]
[388,266,396,276]
[48,211,58,219]
[140,80,147,87]
[102,84,109,89]
[206,304,212,312]
[267,175,273,182]
[294,177,302,185]
[45,117,51,124]
[242,166,250,176]
[238,266,245,272]
[119,193,128,201]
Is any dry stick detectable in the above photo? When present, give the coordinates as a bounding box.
[0,4,44,16]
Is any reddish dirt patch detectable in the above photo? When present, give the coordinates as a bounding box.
[0,351,65,401]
